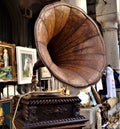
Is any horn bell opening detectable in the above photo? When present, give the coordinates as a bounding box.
[34,2,106,88]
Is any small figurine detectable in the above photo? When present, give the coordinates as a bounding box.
[3,48,9,67]
[6,69,12,78]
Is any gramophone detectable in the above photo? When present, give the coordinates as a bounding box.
[13,2,106,129]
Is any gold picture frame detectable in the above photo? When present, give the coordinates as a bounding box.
[0,42,16,82]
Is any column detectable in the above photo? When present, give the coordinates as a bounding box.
[96,0,120,70]
[61,0,87,12]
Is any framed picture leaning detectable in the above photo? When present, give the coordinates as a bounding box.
[16,46,37,84]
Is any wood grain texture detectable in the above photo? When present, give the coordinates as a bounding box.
[34,2,106,88]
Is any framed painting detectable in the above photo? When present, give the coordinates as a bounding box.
[16,46,37,84]
[0,42,16,82]
[40,67,51,78]
[0,98,13,129]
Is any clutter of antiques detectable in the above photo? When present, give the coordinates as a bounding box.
[0,1,120,129]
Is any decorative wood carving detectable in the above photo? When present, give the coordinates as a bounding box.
[12,94,88,128]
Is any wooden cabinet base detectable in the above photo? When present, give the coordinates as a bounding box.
[8,114,86,129]
[15,123,85,129]
[10,94,88,129]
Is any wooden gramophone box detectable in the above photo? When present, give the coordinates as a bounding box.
[13,93,88,129]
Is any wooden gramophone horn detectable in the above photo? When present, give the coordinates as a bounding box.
[33,2,106,88]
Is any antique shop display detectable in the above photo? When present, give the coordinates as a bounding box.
[12,1,106,129]
[16,46,37,84]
